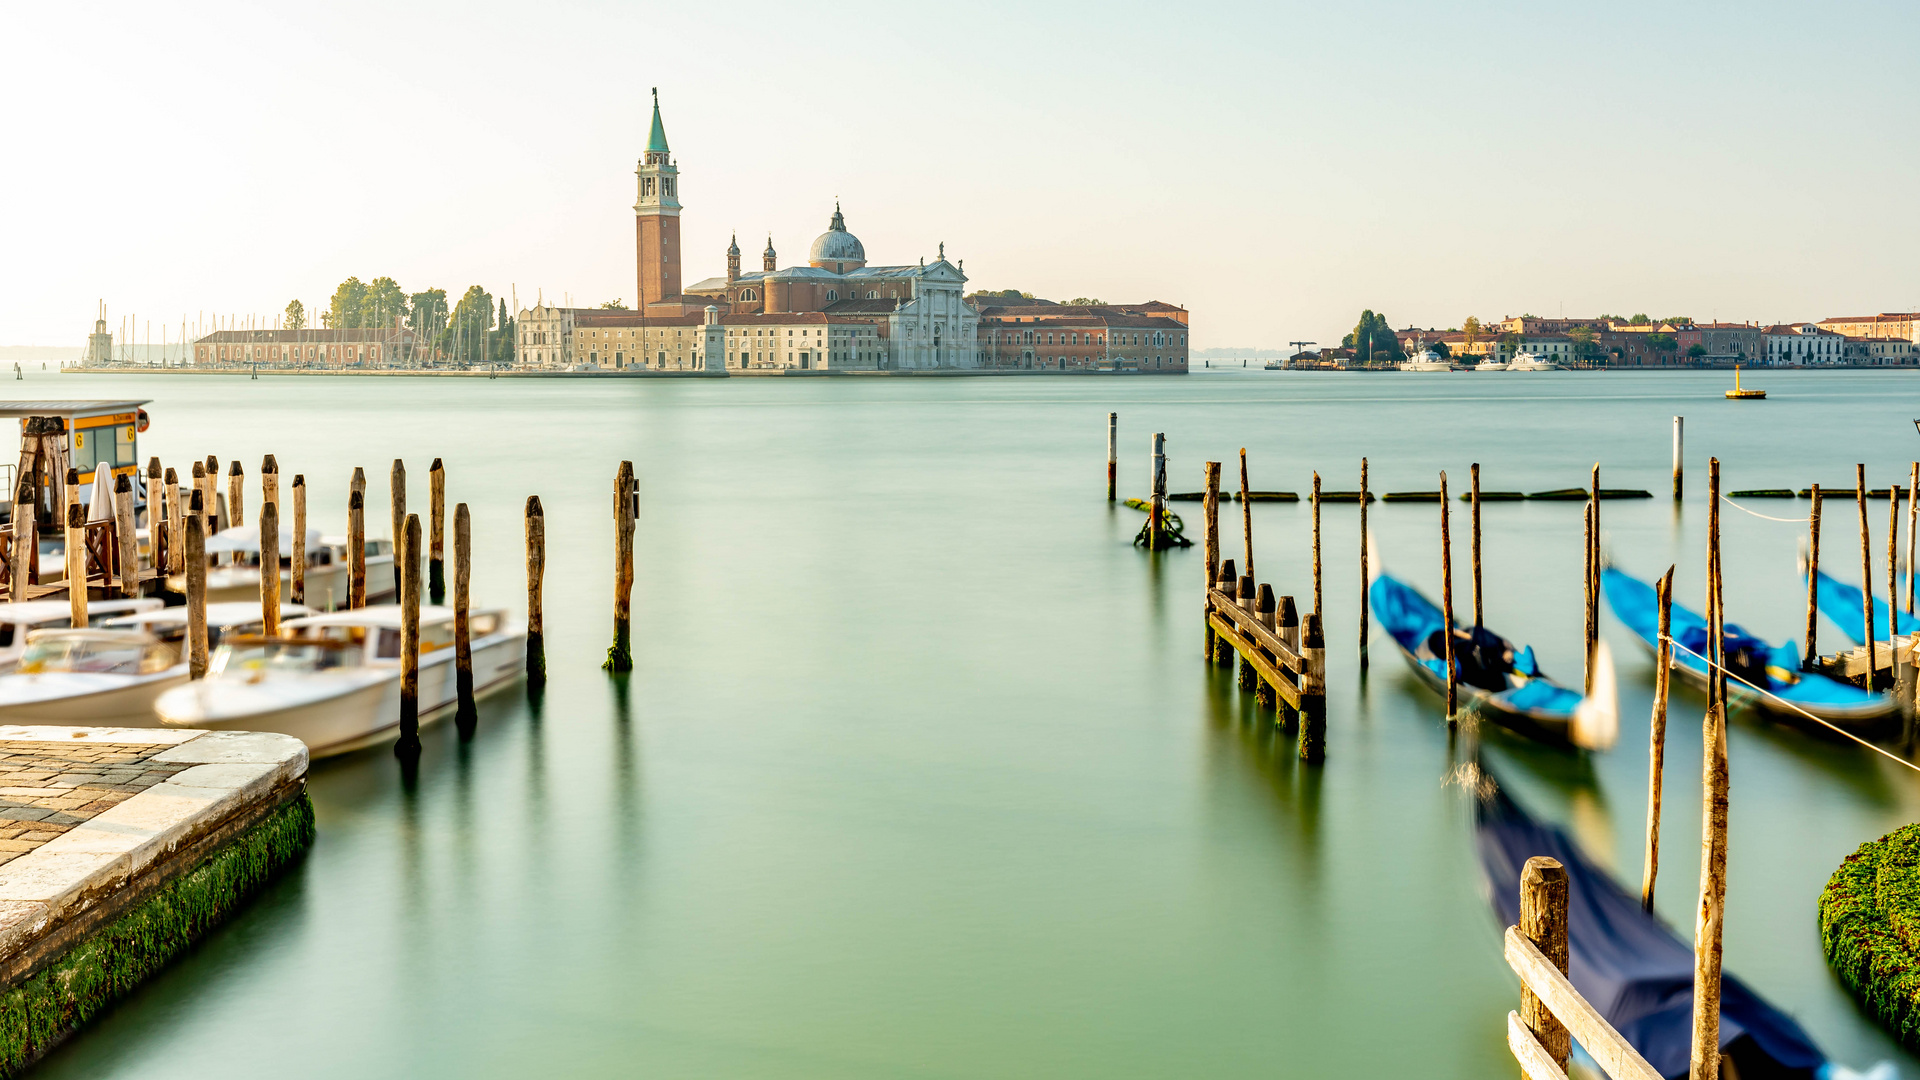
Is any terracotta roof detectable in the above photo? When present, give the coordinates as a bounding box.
[193,329,414,343]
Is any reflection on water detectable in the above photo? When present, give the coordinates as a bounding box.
[18,368,1920,1078]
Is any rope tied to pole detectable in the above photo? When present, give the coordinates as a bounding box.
[1719,494,1809,524]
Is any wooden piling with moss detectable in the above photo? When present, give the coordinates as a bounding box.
[525,496,546,688]
[605,462,636,673]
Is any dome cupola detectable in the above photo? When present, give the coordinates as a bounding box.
[807,202,866,272]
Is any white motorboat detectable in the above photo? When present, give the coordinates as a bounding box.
[1473,357,1509,371]
[1398,348,1453,372]
[153,604,527,756]
[167,524,395,611]
[103,601,315,650]
[0,598,165,673]
[1509,351,1560,371]
[0,629,186,725]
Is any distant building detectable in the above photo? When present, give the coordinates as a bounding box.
[1762,323,1847,365]
[1675,323,1761,364]
[973,302,1189,372]
[83,306,111,366]
[192,327,420,367]
[1844,336,1919,365]
[1817,313,1920,342]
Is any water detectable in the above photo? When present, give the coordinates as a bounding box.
[14,368,1920,1078]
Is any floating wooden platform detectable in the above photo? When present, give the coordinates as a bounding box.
[1729,489,1796,498]
[1383,491,1442,502]
[0,726,311,1072]
[1799,488,1909,499]
[1529,488,1654,500]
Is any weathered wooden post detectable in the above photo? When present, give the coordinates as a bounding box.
[605,461,636,672]
[163,467,183,575]
[1470,462,1484,628]
[1203,462,1221,661]
[1890,486,1901,649]
[64,504,87,627]
[1277,595,1300,727]
[1254,584,1277,709]
[145,458,164,577]
[1440,470,1456,720]
[350,466,366,502]
[113,473,137,597]
[1806,485,1822,669]
[10,477,34,603]
[185,492,208,679]
[1149,433,1169,548]
[1908,463,1918,616]
[1299,613,1326,762]
[1643,566,1675,915]
[429,458,446,605]
[191,461,209,539]
[202,456,219,533]
[390,459,407,603]
[1691,460,1730,1080]
[1239,448,1253,579]
[1236,572,1258,691]
[347,489,366,609]
[1519,856,1572,1071]
[1587,465,1601,694]
[290,475,307,605]
[1359,457,1370,671]
[1584,500,1597,695]
[1311,471,1323,619]
[395,513,422,760]
[227,459,245,529]
[1213,559,1237,668]
[1107,413,1117,502]
[1858,465,1876,686]
[454,502,475,736]
[260,454,278,510]
[526,496,546,688]
[258,500,280,635]
[1672,416,1684,502]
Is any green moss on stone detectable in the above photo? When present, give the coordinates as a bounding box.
[0,791,315,1076]
[1820,823,1920,1050]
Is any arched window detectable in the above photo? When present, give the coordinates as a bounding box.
[827,290,838,302]
[867,291,877,300]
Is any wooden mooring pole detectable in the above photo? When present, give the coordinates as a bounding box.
[64,504,86,628]
[1584,501,1596,696]
[429,458,446,605]
[260,454,278,510]
[202,456,218,533]
[347,489,366,609]
[114,474,137,598]
[395,513,422,760]
[1470,462,1483,629]
[1520,856,1572,1071]
[605,461,636,672]
[185,492,208,679]
[1586,465,1600,695]
[1440,470,1456,721]
[1672,416,1684,502]
[145,459,164,578]
[190,461,208,539]
[1691,459,1729,1080]
[290,475,307,606]
[10,477,33,604]
[526,496,546,688]
[1643,566,1674,915]
[1239,448,1252,580]
[1212,558,1236,668]
[1299,613,1326,762]
[1106,413,1117,503]
[227,460,244,529]
[1311,472,1323,620]
[390,459,407,604]
[1858,465,1876,686]
[1806,485,1822,669]
[1890,486,1901,648]
[1203,462,1220,661]
[163,467,182,575]
[1149,433,1169,548]
[1908,463,1919,616]
[1359,457,1369,671]
[258,500,280,635]
[454,502,476,737]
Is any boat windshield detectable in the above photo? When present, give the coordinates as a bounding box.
[18,633,176,675]
[209,639,364,680]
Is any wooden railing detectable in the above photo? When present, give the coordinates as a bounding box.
[1506,856,1662,1080]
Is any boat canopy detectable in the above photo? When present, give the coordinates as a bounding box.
[1475,772,1824,1078]
[205,523,326,556]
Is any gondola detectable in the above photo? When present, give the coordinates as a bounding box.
[1368,542,1617,749]
[1473,769,1849,1080]
[1806,565,1918,646]
[1601,567,1896,730]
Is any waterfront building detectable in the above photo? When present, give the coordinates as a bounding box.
[1674,322,1761,364]
[1843,336,1919,365]
[1762,323,1847,365]
[518,94,1185,374]
[1817,312,1920,342]
[191,327,420,367]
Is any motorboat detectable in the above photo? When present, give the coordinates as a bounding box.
[153,604,527,756]
[0,598,165,673]
[0,629,186,725]
[1397,348,1453,372]
[102,601,315,651]
[1508,351,1560,371]
[1369,538,1616,749]
[167,524,394,611]
[1473,357,1509,371]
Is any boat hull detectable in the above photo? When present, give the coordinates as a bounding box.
[1627,634,1896,732]
[1390,641,1578,746]
[0,669,190,726]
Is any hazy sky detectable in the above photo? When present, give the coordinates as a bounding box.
[5,0,1916,350]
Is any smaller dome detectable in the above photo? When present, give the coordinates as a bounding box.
[808,203,866,267]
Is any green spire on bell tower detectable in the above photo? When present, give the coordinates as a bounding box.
[646,87,670,153]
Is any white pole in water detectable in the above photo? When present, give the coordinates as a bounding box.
[1672,416,1684,502]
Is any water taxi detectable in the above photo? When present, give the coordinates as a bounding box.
[153,604,527,756]
[0,599,164,672]
[1726,365,1766,399]
[1508,351,1560,371]
[0,629,185,726]
[1473,357,1509,371]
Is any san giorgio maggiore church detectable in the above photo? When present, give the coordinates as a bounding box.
[517,95,1191,374]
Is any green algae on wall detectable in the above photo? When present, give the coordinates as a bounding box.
[1820,823,1920,1051]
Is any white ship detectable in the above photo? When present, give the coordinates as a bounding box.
[1508,351,1560,371]
[1398,348,1453,372]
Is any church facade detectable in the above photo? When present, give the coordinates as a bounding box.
[516,94,1187,374]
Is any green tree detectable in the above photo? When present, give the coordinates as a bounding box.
[1428,340,1452,359]
[1340,310,1402,364]
[284,300,306,331]
[493,298,515,366]
[1686,343,1707,358]
[1629,313,1650,325]
[329,277,367,329]
[446,286,494,366]
[1567,325,1599,363]
[407,289,448,350]
[1463,316,1482,346]
[1647,332,1677,353]
[1662,316,1695,327]
[1065,297,1106,306]
[599,299,626,309]
[362,277,408,331]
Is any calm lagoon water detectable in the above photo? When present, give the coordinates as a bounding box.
[15,367,1920,1078]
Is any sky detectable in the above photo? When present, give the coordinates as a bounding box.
[4,0,1917,350]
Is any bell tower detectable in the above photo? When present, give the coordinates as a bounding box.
[634,88,682,310]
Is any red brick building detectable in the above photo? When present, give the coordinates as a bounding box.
[192,327,419,367]
[973,301,1189,372]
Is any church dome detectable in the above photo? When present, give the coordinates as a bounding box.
[808,203,866,269]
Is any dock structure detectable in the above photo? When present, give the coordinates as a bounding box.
[1200,460,1327,761]
[0,726,312,1073]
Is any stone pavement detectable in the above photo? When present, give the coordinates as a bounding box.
[0,740,193,867]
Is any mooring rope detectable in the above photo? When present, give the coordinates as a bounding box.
[1661,634,1920,774]
[1718,494,1808,524]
